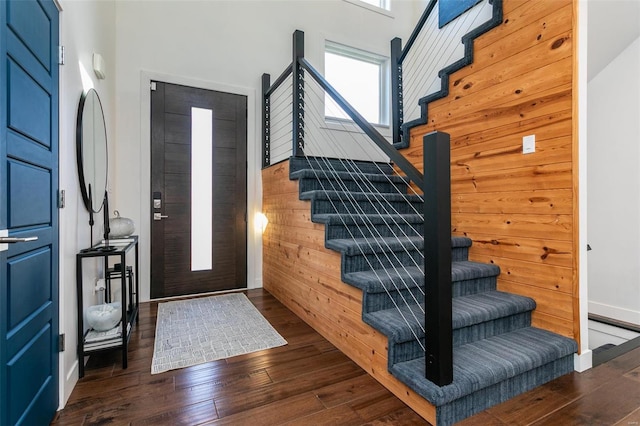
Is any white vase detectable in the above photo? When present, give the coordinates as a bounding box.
[108,210,135,238]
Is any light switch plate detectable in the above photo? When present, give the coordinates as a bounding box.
[523,134,535,154]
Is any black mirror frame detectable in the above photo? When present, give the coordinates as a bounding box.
[76,88,108,215]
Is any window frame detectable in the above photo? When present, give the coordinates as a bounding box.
[343,0,392,15]
[360,0,390,10]
[323,40,390,128]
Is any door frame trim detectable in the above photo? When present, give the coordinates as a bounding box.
[139,71,259,301]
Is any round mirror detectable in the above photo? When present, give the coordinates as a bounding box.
[76,88,108,213]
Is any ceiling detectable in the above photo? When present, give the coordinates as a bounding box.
[587,0,640,81]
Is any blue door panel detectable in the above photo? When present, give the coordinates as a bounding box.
[6,30,53,94]
[15,376,56,426]
[6,129,52,168]
[8,160,51,227]
[6,0,51,72]
[7,324,52,425]
[6,300,52,362]
[7,58,51,147]
[7,248,51,330]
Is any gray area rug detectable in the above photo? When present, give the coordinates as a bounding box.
[151,292,287,374]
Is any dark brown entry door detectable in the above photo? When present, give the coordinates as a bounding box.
[150,81,247,298]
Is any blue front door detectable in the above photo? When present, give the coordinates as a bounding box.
[0,1,60,424]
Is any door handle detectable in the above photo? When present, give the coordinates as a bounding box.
[153,213,169,221]
[0,237,38,243]
[0,229,38,252]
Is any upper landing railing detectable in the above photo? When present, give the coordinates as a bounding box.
[390,0,503,146]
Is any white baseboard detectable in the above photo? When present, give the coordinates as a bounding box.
[588,301,640,325]
[574,350,592,372]
[59,359,78,410]
[250,278,263,289]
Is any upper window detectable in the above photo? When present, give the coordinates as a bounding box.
[359,0,390,10]
[324,41,389,126]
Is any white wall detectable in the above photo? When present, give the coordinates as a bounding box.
[58,0,116,407]
[113,0,423,302]
[587,36,640,326]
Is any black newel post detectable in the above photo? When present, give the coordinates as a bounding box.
[390,37,403,144]
[423,131,453,386]
[292,30,305,157]
[262,73,271,168]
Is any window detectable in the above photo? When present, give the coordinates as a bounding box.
[359,0,389,10]
[324,41,389,126]
[191,107,213,271]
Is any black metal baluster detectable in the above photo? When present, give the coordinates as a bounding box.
[292,30,304,157]
[391,37,403,144]
[262,73,271,168]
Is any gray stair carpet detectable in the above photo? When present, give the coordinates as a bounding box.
[289,155,578,425]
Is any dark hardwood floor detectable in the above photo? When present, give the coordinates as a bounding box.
[52,289,640,425]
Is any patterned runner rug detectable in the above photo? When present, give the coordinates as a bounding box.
[151,292,287,374]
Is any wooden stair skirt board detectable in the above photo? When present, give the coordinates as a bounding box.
[262,157,577,425]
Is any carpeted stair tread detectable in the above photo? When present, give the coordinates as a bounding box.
[289,156,395,175]
[291,168,410,185]
[363,290,536,344]
[344,266,423,291]
[390,327,578,406]
[312,212,423,227]
[300,189,423,204]
[451,236,472,249]
[452,260,500,282]
[452,291,535,328]
[323,234,474,257]
[326,236,423,255]
[343,260,499,292]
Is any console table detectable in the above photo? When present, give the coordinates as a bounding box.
[76,236,139,378]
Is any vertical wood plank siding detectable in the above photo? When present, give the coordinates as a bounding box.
[403,0,579,344]
[262,161,438,422]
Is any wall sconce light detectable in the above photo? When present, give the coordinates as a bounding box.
[93,53,106,80]
[254,212,269,234]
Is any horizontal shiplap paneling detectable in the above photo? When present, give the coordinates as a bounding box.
[401,0,578,342]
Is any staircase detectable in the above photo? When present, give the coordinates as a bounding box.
[289,155,577,425]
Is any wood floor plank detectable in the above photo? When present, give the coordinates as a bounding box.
[615,407,640,426]
[282,403,363,426]
[530,376,640,426]
[264,350,353,382]
[130,400,218,426]
[52,290,640,426]
[177,370,273,402]
[486,385,572,425]
[348,388,412,422]
[456,411,506,426]
[213,360,364,417]
[172,345,321,389]
[205,392,326,425]
[360,406,433,425]
[625,365,640,383]
[314,373,387,408]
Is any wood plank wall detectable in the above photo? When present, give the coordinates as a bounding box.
[402,0,580,344]
[262,161,438,423]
